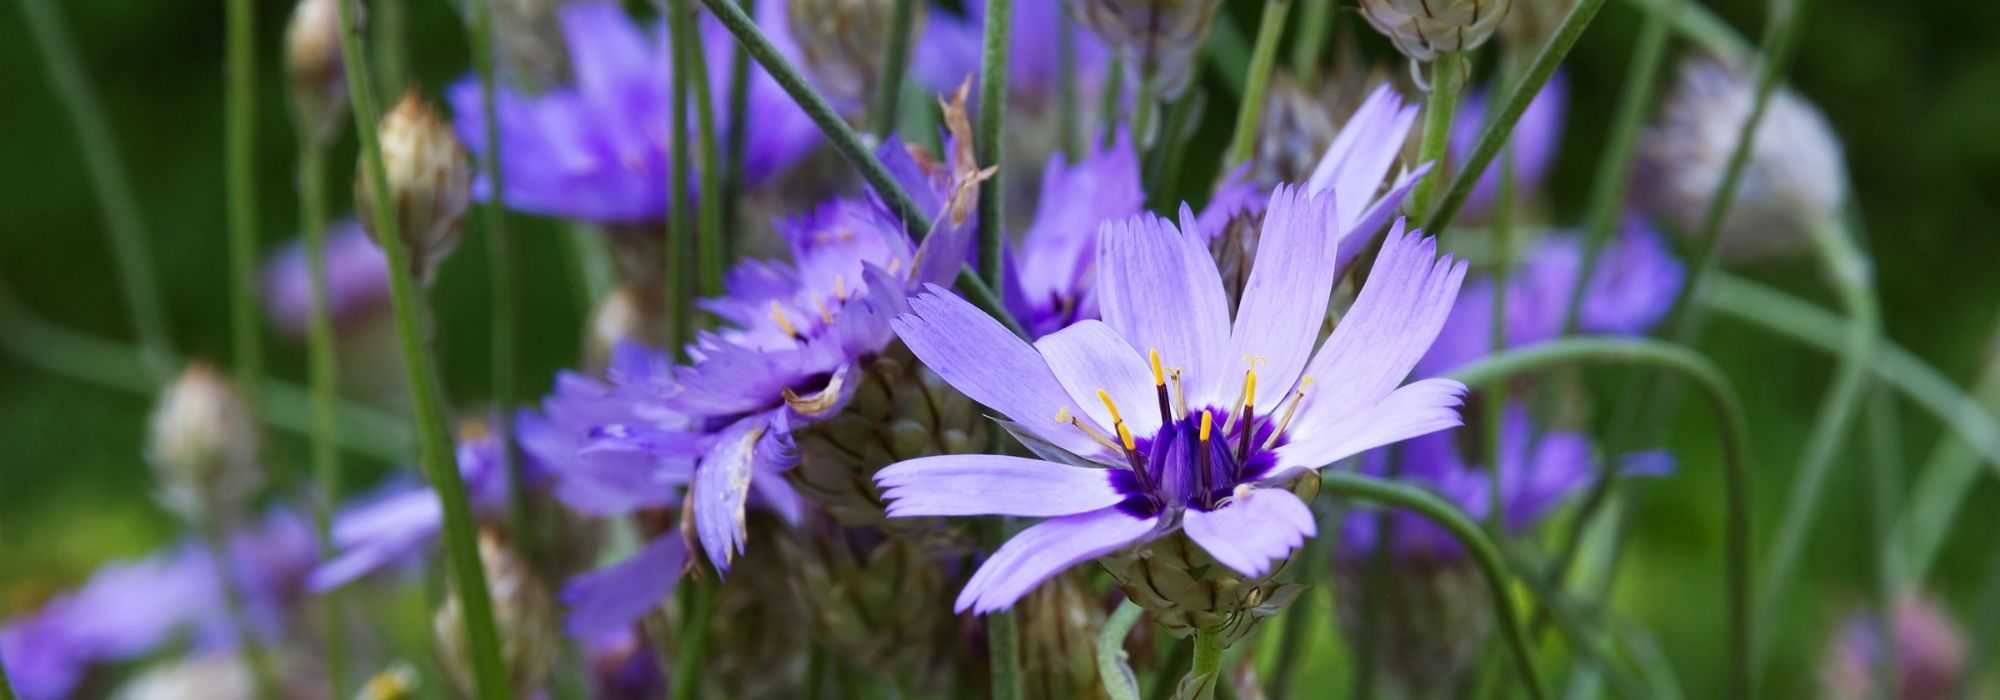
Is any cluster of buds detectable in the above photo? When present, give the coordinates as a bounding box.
[284,0,347,145]
[1069,0,1224,100]
[146,363,263,523]
[788,0,923,108]
[356,91,473,285]
[433,531,560,697]
[773,522,971,693]
[1359,0,1512,62]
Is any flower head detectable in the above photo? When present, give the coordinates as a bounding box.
[148,363,263,522]
[284,0,347,144]
[1001,132,1144,338]
[880,185,1468,613]
[1359,0,1512,62]
[448,1,819,223]
[358,91,473,285]
[260,219,392,337]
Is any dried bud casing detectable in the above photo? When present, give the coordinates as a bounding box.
[1333,560,1492,697]
[1358,0,1512,62]
[1639,59,1849,262]
[1099,472,1318,645]
[1018,572,1111,700]
[1069,0,1225,99]
[788,0,924,108]
[1250,74,1340,188]
[147,363,263,522]
[356,91,473,285]
[434,532,559,697]
[285,0,348,145]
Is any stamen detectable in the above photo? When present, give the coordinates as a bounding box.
[1263,377,1312,450]
[816,299,835,324]
[885,257,904,275]
[1236,369,1258,464]
[1170,369,1188,419]
[832,274,848,301]
[1199,410,1214,442]
[1115,422,1137,452]
[1055,407,1121,452]
[1195,408,1214,508]
[769,301,801,339]
[1149,349,1174,423]
[1097,389,1126,428]
[1149,349,1166,386]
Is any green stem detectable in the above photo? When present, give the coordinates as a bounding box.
[723,0,757,261]
[989,610,1024,700]
[667,0,697,354]
[1097,599,1145,700]
[225,0,262,411]
[1863,387,1901,699]
[1753,216,1878,673]
[1263,503,1331,699]
[674,0,727,299]
[871,0,917,139]
[375,0,408,94]
[1057,10,1081,160]
[1485,147,1515,534]
[671,582,717,700]
[297,132,350,700]
[696,0,1025,336]
[976,0,1013,289]
[1557,0,1673,335]
[1225,0,1292,167]
[1288,0,1334,86]
[201,515,285,700]
[1319,472,1549,700]
[1422,0,1610,235]
[331,0,510,696]
[1410,51,1467,220]
[1132,72,1157,152]
[1100,55,1125,146]
[1619,0,1752,62]
[1448,337,1754,699]
[17,0,175,378]
[1183,627,1226,700]
[1145,91,1205,214]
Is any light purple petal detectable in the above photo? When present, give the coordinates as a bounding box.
[1306,83,1421,234]
[893,287,1108,460]
[560,535,686,640]
[877,455,1129,517]
[1297,223,1468,432]
[1095,208,1233,408]
[751,466,806,525]
[692,414,773,573]
[1182,488,1316,578]
[1033,320,1159,437]
[1330,164,1429,283]
[1272,377,1467,475]
[955,507,1157,614]
[1229,186,1341,396]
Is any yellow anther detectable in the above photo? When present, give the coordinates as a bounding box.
[1055,407,1071,423]
[1115,422,1137,452]
[816,299,835,324]
[832,274,848,300]
[1097,389,1125,426]
[885,257,904,275]
[769,301,800,338]
[1199,410,1213,442]
[1149,348,1165,386]
[1243,370,1259,410]
[1263,378,1313,451]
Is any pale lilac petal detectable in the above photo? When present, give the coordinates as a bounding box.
[692,414,773,572]
[1306,84,1420,234]
[1330,165,1429,282]
[1229,186,1341,395]
[1297,223,1468,432]
[1272,378,1467,475]
[1095,208,1233,407]
[560,535,686,640]
[751,469,805,525]
[893,287,1108,460]
[955,508,1157,613]
[559,3,655,120]
[877,455,1129,517]
[1033,320,1160,436]
[1182,488,1316,578]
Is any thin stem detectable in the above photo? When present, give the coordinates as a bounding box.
[1864,387,1902,699]
[976,0,1013,289]
[226,0,262,412]
[1410,51,1467,220]
[1100,55,1125,146]
[1183,627,1226,700]
[1264,502,1332,698]
[989,610,1024,700]
[723,0,756,261]
[1422,0,1610,234]
[1057,10,1081,160]
[1132,72,1157,152]
[1485,146,1515,534]
[1558,0,1673,335]
[375,0,408,94]
[1319,471,1549,700]
[17,0,175,378]
[671,582,717,700]
[1448,337,1755,699]
[667,0,697,354]
[1620,0,1752,62]
[1096,599,1145,700]
[332,0,510,695]
[871,0,918,139]
[673,0,728,298]
[697,0,1025,336]
[1289,0,1334,86]
[1226,0,1292,167]
[1145,91,1205,214]
[296,134,351,700]
[201,515,285,700]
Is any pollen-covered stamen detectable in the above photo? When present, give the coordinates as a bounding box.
[1262,376,1312,451]
[1195,409,1215,507]
[1055,407,1122,453]
[1149,349,1175,423]
[1237,369,1258,463]
[1170,369,1188,419]
[831,274,847,301]
[769,301,802,340]
[1099,389,1156,491]
[815,298,835,324]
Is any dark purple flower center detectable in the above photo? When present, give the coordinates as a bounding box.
[1096,357,1299,519]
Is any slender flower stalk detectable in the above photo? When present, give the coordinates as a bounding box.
[723,0,756,260]
[226,0,263,411]
[1096,599,1145,700]
[871,0,918,138]
[1225,0,1292,168]
[990,608,1024,700]
[295,123,350,700]
[1410,51,1466,219]
[1484,150,1514,534]
[1422,0,1609,235]
[330,0,510,696]
[1057,9,1081,159]
[670,583,717,700]
[976,0,1014,289]
[672,0,728,298]
[17,0,175,378]
[1289,0,1334,86]
[667,0,697,353]
[198,516,285,700]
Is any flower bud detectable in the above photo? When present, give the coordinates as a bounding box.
[1070,0,1225,99]
[285,0,349,145]
[1639,58,1849,262]
[434,531,559,697]
[788,0,924,108]
[1359,0,1512,62]
[147,363,263,523]
[1821,595,1968,700]
[773,524,968,693]
[1249,74,1341,187]
[356,91,473,285]
[1333,560,1492,697]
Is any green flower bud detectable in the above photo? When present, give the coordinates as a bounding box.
[1358,0,1511,62]
[356,91,472,285]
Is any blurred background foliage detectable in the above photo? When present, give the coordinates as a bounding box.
[2,0,1997,696]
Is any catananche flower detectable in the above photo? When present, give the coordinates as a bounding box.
[1452,72,1567,221]
[448,1,820,223]
[1000,132,1144,338]
[880,187,1469,613]
[259,218,392,337]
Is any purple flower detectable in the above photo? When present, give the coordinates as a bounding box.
[448,1,819,223]
[1415,217,1684,377]
[1451,72,1567,221]
[1822,595,1968,700]
[915,0,1108,103]
[879,185,1469,613]
[259,219,391,337]
[1195,84,1426,282]
[1001,133,1144,338]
